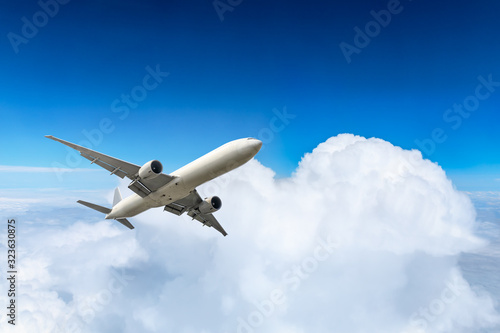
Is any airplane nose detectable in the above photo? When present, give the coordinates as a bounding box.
[242,138,263,156]
[248,138,262,151]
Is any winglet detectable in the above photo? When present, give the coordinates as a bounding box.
[45,135,58,142]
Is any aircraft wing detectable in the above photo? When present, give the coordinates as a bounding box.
[46,135,175,196]
[164,190,228,236]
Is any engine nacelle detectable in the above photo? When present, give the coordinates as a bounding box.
[138,160,163,180]
[198,196,222,214]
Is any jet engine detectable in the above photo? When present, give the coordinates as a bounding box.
[138,160,163,180]
[198,196,222,214]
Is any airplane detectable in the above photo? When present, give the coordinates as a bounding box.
[46,135,262,236]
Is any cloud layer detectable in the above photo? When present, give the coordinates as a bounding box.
[1,134,499,333]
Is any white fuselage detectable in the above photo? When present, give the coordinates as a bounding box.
[106,138,262,219]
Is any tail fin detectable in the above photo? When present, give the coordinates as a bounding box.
[77,200,111,214]
[113,188,122,207]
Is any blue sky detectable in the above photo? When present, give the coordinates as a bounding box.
[1,0,499,190]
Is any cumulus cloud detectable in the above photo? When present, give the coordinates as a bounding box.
[1,134,499,333]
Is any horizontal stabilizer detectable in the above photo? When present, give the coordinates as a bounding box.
[77,200,134,229]
[116,218,134,229]
[77,200,111,214]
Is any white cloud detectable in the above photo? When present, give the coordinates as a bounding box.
[1,134,499,333]
[0,188,111,215]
